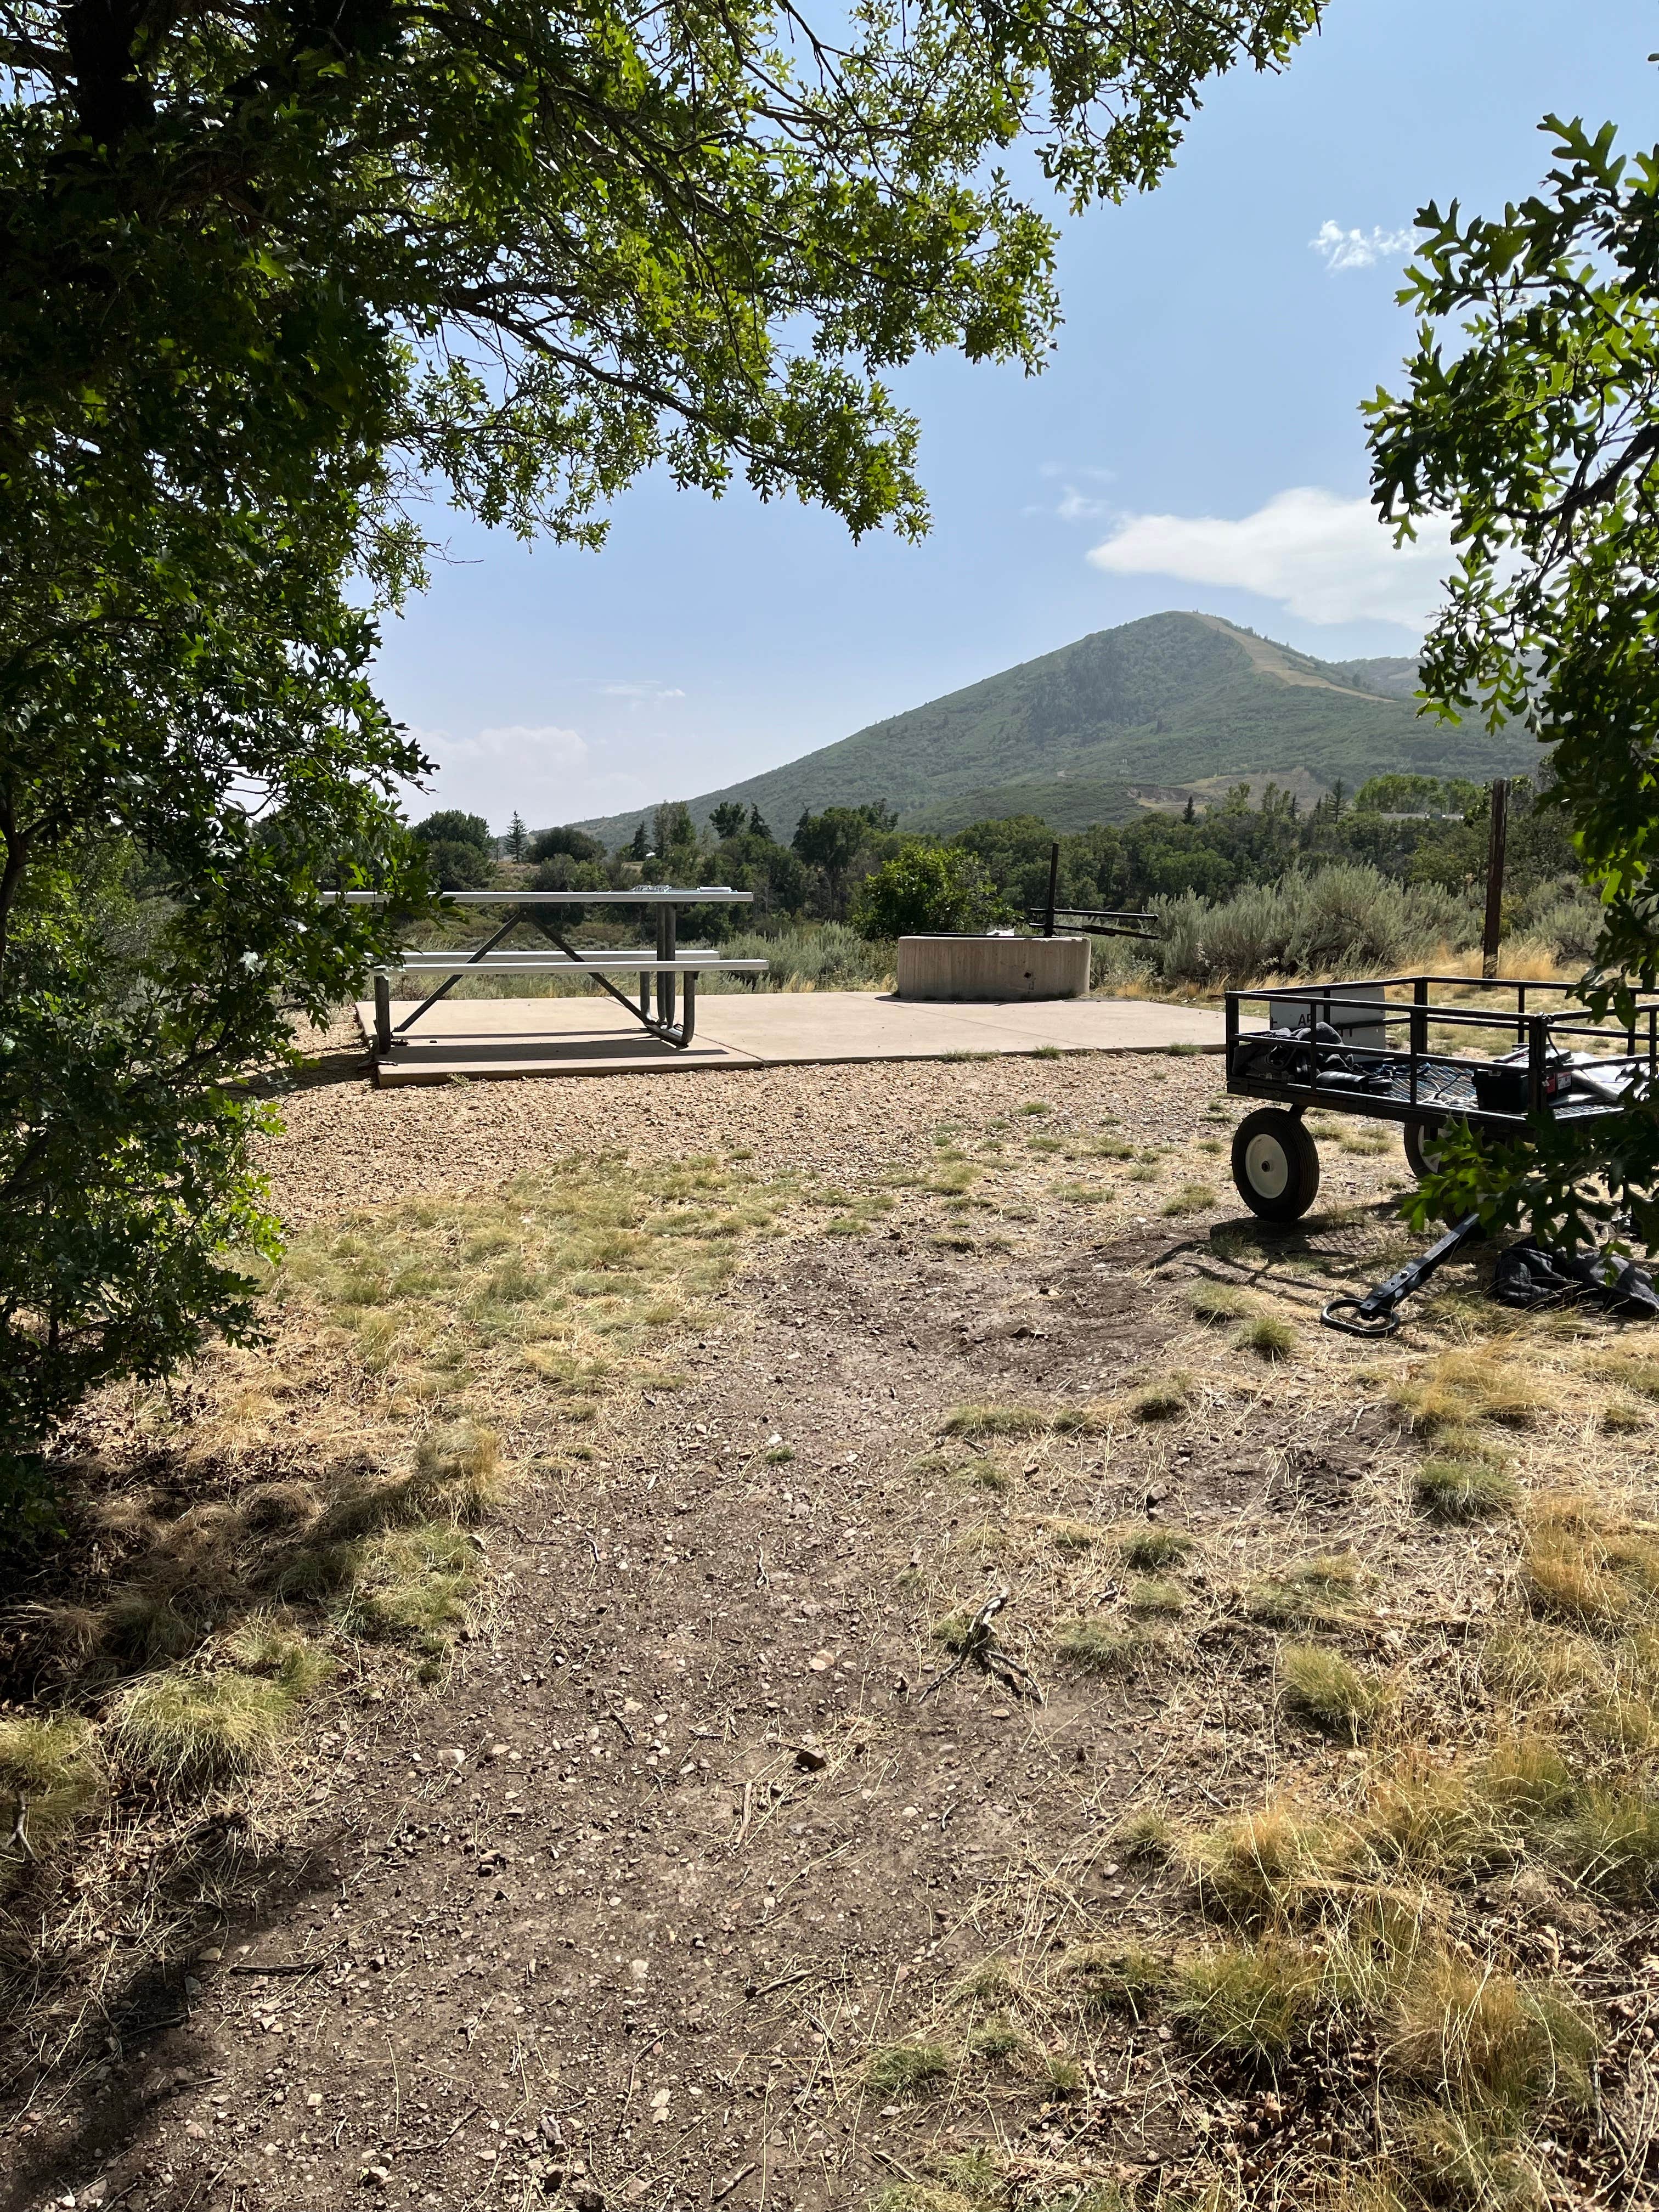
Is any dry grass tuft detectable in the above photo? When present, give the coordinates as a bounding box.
[1182,1803,1342,1927]
[864,2041,954,2097]
[1115,1806,1176,1863]
[1414,1455,1520,1521]
[1388,1955,1596,2111]
[1119,1523,1196,1570]
[1559,1784,1659,1900]
[952,1956,1022,2007]
[1279,1643,1390,1740]
[1395,2105,1547,2212]
[1160,1183,1217,1217]
[0,1716,101,1871]
[109,1669,297,1787]
[1127,1576,1186,1617]
[943,1404,1050,1440]
[1189,1283,1254,1325]
[1172,1939,1317,2060]
[1391,1348,1555,1436]
[1246,1552,1364,1628]
[1062,1941,1170,2019]
[1038,1517,1109,1553]
[1053,1620,1145,1674]
[1238,1312,1298,1362]
[1129,1370,1194,1423]
[1521,1502,1658,1630]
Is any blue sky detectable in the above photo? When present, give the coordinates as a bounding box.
[379,0,1659,832]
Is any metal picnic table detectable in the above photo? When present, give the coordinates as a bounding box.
[333,887,763,1059]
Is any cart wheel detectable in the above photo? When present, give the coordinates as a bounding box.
[1403,1118,1446,1182]
[1232,1109,1321,1223]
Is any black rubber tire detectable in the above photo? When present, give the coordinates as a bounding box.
[1231,1108,1321,1223]
[1403,1118,1446,1182]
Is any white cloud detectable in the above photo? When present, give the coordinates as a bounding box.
[1309,219,1414,273]
[1086,486,1455,629]
[466,723,589,765]
[600,681,686,702]
[1055,486,1115,522]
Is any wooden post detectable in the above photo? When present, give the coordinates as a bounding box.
[1482,777,1509,981]
[1044,843,1059,938]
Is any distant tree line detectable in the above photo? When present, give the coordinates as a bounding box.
[411,772,1578,936]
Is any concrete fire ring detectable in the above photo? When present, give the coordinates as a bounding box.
[895,933,1091,1000]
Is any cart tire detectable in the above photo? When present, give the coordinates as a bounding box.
[1232,1109,1321,1223]
[1403,1118,1446,1182]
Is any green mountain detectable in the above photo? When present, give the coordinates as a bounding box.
[572,612,1538,846]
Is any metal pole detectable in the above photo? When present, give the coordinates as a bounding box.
[1482,778,1509,981]
[374,972,392,1056]
[1044,844,1059,938]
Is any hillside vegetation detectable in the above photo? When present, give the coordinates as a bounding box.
[573,613,1539,847]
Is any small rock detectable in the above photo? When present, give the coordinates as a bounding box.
[793,1737,828,1774]
[441,1748,466,1769]
[488,1743,510,1760]
[538,2115,565,2150]
[572,2187,605,2212]
[360,2165,391,2189]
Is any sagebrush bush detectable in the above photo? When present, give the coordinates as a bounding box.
[1514,877,1604,963]
[1152,866,1478,986]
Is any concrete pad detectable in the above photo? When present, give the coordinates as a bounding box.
[356,990,1229,1084]
[697,991,1227,1063]
[356,996,764,1085]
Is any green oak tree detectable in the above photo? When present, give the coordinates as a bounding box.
[0,0,1323,1497]
[1368,111,1659,1250]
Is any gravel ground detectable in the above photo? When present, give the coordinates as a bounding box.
[263,1045,1227,1223]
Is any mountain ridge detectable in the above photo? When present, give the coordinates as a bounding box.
[569,612,1537,846]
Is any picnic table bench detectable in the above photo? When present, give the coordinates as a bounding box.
[334,887,766,1058]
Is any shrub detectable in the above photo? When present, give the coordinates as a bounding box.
[1514,878,1604,963]
[412,808,493,853]
[851,841,1009,940]
[1152,865,1475,986]
[528,825,604,864]
[421,837,495,890]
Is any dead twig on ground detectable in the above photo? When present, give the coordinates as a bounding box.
[919,1588,1044,1706]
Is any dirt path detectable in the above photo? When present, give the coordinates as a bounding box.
[6,1054,1653,2212]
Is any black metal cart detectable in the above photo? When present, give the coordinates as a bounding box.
[1222,975,1659,1221]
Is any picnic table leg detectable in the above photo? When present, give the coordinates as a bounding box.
[639,970,651,1018]
[679,973,696,1048]
[656,902,677,1029]
[373,973,392,1056]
